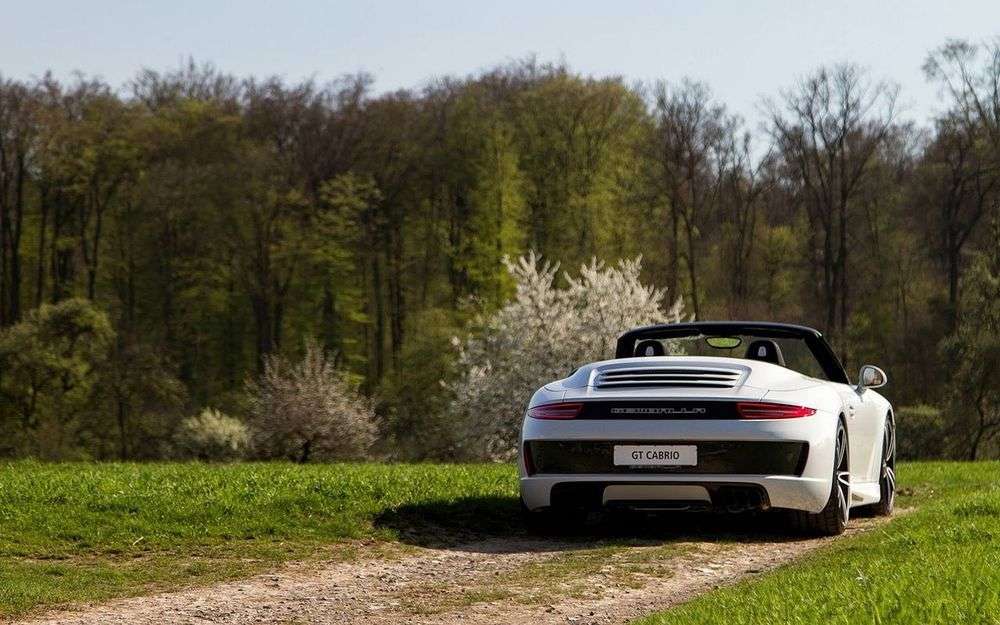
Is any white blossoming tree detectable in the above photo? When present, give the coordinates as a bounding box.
[449,252,686,460]
[246,342,378,462]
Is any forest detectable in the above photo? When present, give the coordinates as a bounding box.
[1,39,998,462]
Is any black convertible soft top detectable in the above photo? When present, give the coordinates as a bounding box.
[614,321,849,384]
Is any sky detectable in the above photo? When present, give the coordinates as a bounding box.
[4,0,1000,132]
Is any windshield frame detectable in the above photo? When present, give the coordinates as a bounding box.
[615,321,849,384]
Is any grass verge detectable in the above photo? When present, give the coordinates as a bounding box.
[633,461,1000,625]
[0,461,517,616]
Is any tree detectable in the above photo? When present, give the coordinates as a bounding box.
[320,172,385,376]
[428,86,526,308]
[718,132,773,318]
[377,307,461,460]
[103,340,186,460]
[448,253,685,460]
[246,341,377,462]
[922,40,1000,317]
[351,91,425,378]
[0,55,998,461]
[646,80,730,318]
[0,298,114,456]
[127,92,244,393]
[941,219,1000,459]
[924,39,1000,155]
[509,67,647,268]
[766,64,898,345]
[0,77,36,325]
[36,81,140,301]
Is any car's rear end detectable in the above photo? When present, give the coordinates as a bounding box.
[519,356,839,516]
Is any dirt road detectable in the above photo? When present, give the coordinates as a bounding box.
[19,513,886,625]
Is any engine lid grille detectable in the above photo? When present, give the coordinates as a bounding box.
[593,365,745,389]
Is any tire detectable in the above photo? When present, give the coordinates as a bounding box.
[865,414,896,517]
[789,419,850,536]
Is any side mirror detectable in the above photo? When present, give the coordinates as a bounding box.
[857,365,887,391]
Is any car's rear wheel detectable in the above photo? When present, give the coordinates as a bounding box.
[789,419,849,536]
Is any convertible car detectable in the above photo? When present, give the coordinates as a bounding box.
[518,321,895,535]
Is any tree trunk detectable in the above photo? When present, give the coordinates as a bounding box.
[370,253,386,382]
[6,153,25,323]
[684,213,700,319]
[273,297,285,353]
[321,283,341,357]
[35,188,49,308]
[823,227,836,334]
[0,151,25,325]
[116,394,129,460]
[668,198,679,298]
[0,192,7,326]
[968,428,982,461]
[251,293,274,371]
[947,243,960,325]
[837,201,850,342]
[85,194,106,301]
[50,199,73,303]
[388,224,405,371]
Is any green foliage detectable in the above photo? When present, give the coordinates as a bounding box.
[317,172,381,363]
[895,404,949,460]
[0,53,998,460]
[940,221,1000,459]
[756,225,802,319]
[377,307,463,459]
[0,299,114,457]
[100,340,187,460]
[461,115,526,305]
[511,72,647,267]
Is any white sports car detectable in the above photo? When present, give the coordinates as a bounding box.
[519,322,895,535]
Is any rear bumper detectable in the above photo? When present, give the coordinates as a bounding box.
[520,474,830,513]
[519,413,837,514]
[525,440,809,476]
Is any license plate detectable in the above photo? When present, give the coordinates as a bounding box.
[613,445,697,466]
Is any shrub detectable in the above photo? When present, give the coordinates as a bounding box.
[173,408,250,461]
[0,298,114,458]
[895,404,949,460]
[940,226,1000,460]
[448,252,685,460]
[246,342,377,462]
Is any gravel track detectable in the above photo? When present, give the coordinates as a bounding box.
[18,515,888,625]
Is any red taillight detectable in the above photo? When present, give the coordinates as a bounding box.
[736,402,816,419]
[528,402,583,419]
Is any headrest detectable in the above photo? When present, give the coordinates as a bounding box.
[634,339,665,357]
[744,339,785,367]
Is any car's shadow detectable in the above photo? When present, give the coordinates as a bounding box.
[374,495,805,554]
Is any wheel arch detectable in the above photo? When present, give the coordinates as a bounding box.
[837,411,850,461]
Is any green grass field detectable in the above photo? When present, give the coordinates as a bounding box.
[0,461,997,621]
[634,461,1000,625]
[0,461,517,615]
